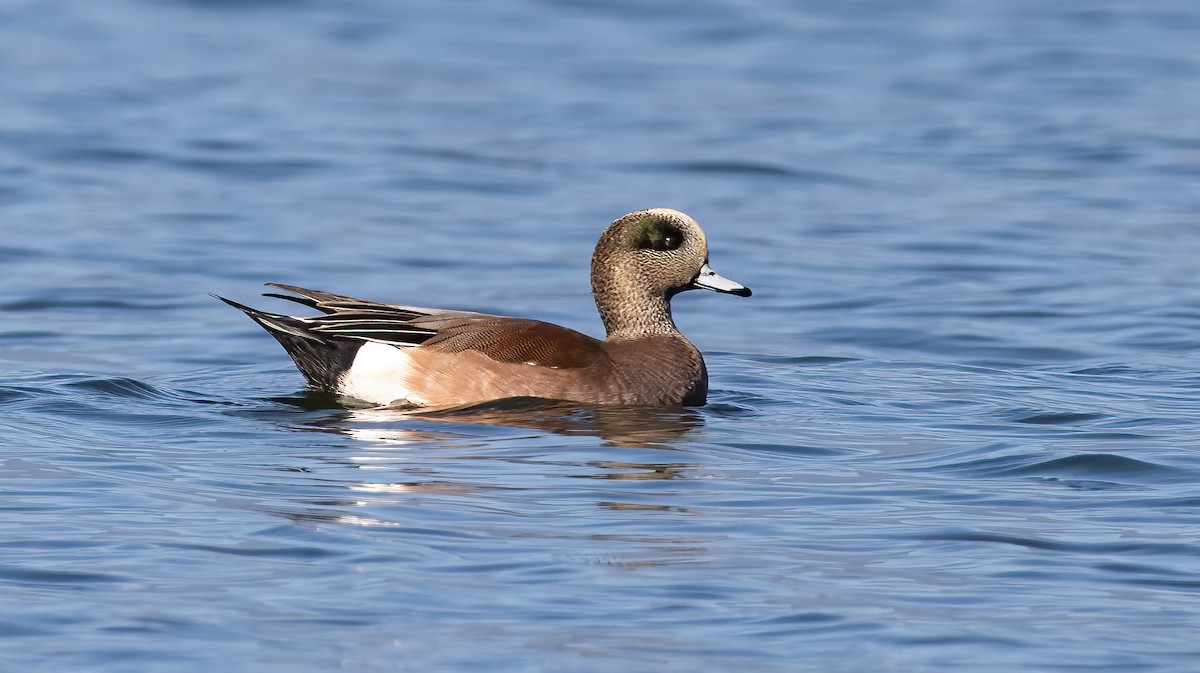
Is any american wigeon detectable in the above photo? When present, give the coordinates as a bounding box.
[218,208,750,407]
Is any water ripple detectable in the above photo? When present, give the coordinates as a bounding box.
[920,530,1200,557]
[0,564,129,587]
[2,0,1200,671]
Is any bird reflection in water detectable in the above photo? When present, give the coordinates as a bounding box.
[278,392,705,450]
[265,392,704,518]
[411,396,704,449]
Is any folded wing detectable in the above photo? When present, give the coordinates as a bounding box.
[218,285,608,389]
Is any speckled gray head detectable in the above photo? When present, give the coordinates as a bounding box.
[591,208,750,339]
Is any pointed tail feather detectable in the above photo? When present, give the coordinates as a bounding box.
[214,294,361,389]
[213,295,321,341]
[263,283,435,319]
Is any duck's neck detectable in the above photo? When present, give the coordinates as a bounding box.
[592,272,680,341]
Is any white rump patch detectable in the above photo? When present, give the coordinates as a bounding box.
[338,342,424,407]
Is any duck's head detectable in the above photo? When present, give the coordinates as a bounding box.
[592,208,750,338]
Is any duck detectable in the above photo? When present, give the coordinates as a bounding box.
[217,208,750,408]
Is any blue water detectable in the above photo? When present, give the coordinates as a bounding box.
[3,0,1200,670]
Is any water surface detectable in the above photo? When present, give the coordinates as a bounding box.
[2,0,1199,671]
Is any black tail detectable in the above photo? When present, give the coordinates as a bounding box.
[214,295,361,390]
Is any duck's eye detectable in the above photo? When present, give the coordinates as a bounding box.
[649,226,683,252]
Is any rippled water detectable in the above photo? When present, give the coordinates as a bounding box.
[3,0,1200,670]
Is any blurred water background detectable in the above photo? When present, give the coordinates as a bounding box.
[2,0,1199,671]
